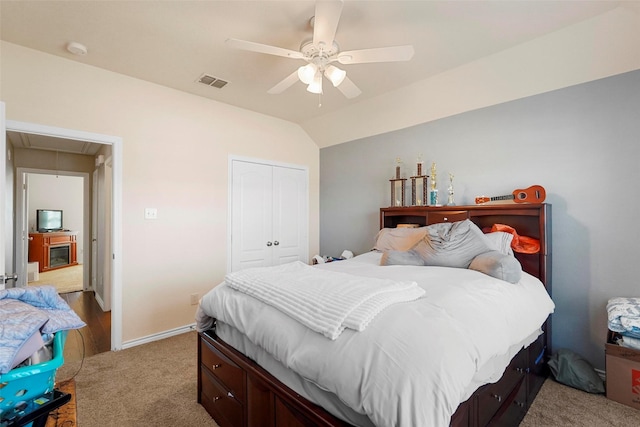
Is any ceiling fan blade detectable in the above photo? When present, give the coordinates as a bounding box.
[267,70,300,94]
[338,45,414,64]
[336,76,361,99]
[313,0,343,48]
[226,38,303,59]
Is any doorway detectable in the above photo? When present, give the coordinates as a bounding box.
[22,172,86,293]
[3,118,123,351]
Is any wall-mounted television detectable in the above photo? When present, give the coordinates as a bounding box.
[37,209,63,232]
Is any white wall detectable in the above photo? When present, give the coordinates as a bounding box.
[0,41,320,343]
[28,174,84,259]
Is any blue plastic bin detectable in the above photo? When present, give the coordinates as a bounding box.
[0,330,67,420]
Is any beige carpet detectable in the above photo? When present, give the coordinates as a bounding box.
[56,331,640,427]
[521,378,640,426]
[57,331,218,426]
[29,264,83,294]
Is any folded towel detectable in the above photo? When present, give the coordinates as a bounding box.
[226,261,425,340]
[607,297,640,339]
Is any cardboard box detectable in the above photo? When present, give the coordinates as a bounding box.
[605,331,640,410]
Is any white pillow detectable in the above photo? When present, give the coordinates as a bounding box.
[484,231,514,256]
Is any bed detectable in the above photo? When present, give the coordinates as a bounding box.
[196,204,553,427]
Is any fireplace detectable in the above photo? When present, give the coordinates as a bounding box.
[50,245,70,268]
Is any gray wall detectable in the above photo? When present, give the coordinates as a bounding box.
[320,70,640,370]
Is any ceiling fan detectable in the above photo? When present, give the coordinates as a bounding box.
[226,0,414,99]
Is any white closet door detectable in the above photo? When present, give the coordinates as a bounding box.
[231,161,273,271]
[230,159,308,272]
[271,166,308,265]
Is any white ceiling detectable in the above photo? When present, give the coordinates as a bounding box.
[6,131,103,156]
[0,0,625,131]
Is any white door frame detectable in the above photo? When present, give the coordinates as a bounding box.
[5,119,123,351]
[1,103,7,289]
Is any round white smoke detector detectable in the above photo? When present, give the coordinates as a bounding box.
[66,42,88,56]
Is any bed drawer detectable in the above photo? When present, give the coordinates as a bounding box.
[200,338,246,403]
[486,375,527,427]
[528,331,548,398]
[476,349,527,426]
[200,366,245,427]
[426,210,468,224]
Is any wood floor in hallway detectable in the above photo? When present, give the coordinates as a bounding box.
[60,291,111,363]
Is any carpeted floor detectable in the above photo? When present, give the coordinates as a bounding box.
[57,331,217,426]
[29,264,83,294]
[521,378,640,426]
[56,331,640,427]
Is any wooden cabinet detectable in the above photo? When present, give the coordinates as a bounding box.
[380,204,551,290]
[201,329,547,427]
[198,330,350,427]
[28,231,78,273]
[198,336,246,427]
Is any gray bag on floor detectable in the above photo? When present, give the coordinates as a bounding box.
[548,348,605,394]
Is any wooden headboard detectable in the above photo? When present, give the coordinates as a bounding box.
[380,204,552,292]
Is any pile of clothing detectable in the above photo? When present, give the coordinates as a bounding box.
[607,297,640,350]
[0,285,86,374]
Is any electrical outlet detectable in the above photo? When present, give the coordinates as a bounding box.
[190,293,200,305]
[144,208,158,220]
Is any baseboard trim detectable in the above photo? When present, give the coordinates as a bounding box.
[94,292,107,311]
[121,323,196,350]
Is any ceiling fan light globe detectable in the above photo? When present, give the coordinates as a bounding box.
[298,64,317,84]
[324,65,346,87]
[307,74,323,94]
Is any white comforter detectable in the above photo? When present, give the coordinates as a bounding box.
[197,252,555,427]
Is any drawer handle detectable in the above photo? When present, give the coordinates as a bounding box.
[514,400,525,408]
[212,363,221,370]
[491,393,502,403]
[227,391,234,398]
[443,217,448,221]
[213,396,221,402]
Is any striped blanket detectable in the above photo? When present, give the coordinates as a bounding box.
[225,261,425,340]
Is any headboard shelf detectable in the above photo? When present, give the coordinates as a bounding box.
[380,204,551,291]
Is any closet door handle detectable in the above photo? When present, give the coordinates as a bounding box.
[266,241,272,247]
[273,241,279,246]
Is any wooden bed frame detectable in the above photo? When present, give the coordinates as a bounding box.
[198,203,552,427]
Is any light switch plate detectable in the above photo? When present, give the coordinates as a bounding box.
[144,208,158,219]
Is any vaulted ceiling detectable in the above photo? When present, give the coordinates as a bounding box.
[1,1,636,149]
